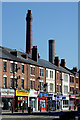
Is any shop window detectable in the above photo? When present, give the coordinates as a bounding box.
[63,100,69,108]
[3,77,7,88]
[50,83,53,91]
[39,82,43,90]
[21,79,24,89]
[30,67,35,75]
[64,86,68,94]
[3,62,7,72]
[10,63,13,73]
[39,68,43,77]
[46,70,48,78]
[22,65,24,73]
[50,71,53,78]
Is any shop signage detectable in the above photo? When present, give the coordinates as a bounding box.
[39,93,47,97]
[29,90,38,97]
[0,88,15,98]
[47,94,53,97]
[70,95,76,99]
[16,90,29,96]
[62,97,66,99]
[56,96,66,100]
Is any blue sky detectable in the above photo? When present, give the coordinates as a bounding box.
[2,2,78,69]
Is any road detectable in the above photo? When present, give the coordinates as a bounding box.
[1,111,80,120]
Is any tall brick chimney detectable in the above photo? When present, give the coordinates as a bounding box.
[61,59,66,67]
[54,57,60,67]
[26,10,33,54]
[32,46,38,62]
[49,40,55,64]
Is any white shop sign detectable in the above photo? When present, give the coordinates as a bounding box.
[0,88,15,98]
[29,90,38,97]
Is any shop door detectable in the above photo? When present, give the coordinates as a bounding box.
[30,99,35,111]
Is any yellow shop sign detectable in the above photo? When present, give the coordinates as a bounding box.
[16,90,29,96]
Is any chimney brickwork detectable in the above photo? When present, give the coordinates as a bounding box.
[26,10,33,54]
[49,40,55,64]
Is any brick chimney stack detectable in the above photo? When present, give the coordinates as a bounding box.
[54,57,60,67]
[61,59,66,67]
[26,10,33,54]
[32,46,38,62]
[49,40,55,64]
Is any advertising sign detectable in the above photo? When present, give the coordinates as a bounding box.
[0,88,15,98]
[29,90,38,97]
[16,90,29,96]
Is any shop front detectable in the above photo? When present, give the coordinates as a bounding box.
[56,95,69,111]
[38,93,47,111]
[0,88,15,111]
[47,93,56,111]
[28,90,38,111]
[15,90,29,111]
[69,95,76,110]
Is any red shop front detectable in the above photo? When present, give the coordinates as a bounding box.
[69,95,76,110]
[38,92,47,111]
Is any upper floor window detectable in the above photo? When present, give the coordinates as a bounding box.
[46,70,48,78]
[57,72,61,80]
[70,76,74,83]
[39,81,43,90]
[64,74,68,82]
[30,80,35,89]
[15,64,17,73]
[30,67,35,75]
[50,83,53,91]
[64,86,68,94]
[39,68,43,77]
[10,63,13,73]
[70,87,74,92]
[50,71,53,78]
[60,86,61,92]
[3,62,7,72]
[75,78,78,83]
[10,78,13,88]
[22,65,24,73]
[57,85,59,92]
[3,77,7,88]
[21,79,24,89]
[14,79,17,88]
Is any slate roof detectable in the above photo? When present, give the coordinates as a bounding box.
[0,46,77,75]
[0,46,43,67]
[38,59,72,74]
